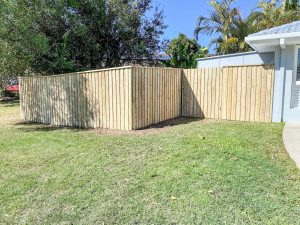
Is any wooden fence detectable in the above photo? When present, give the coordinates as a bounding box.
[20,65,275,130]
[19,66,182,130]
[182,65,275,122]
[131,67,181,130]
[20,67,132,130]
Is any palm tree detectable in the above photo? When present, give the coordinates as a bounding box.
[194,0,247,54]
[285,0,299,10]
[195,0,300,55]
[248,0,300,33]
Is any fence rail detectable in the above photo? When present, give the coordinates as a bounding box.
[19,65,275,130]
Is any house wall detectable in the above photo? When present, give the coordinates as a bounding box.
[281,45,300,123]
[197,51,275,68]
[272,45,300,123]
[272,47,285,122]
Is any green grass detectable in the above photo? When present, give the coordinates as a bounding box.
[1,102,300,224]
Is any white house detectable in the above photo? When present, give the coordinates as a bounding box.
[197,21,300,123]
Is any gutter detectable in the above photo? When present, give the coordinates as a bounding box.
[245,31,300,42]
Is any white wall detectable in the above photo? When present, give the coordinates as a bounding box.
[197,52,274,68]
[272,47,285,122]
[282,46,300,123]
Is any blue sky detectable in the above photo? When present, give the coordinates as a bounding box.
[155,0,259,52]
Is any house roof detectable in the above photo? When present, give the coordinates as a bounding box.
[245,21,300,53]
[249,21,300,37]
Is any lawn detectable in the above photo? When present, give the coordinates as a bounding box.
[1,101,300,224]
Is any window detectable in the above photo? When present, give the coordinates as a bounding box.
[296,48,300,85]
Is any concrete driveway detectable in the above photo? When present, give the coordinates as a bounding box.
[283,123,300,169]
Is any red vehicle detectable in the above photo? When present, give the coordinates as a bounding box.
[5,80,19,93]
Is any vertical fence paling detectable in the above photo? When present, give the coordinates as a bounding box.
[131,67,182,129]
[19,66,182,130]
[19,67,133,130]
[182,65,275,122]
[19,65,275,131]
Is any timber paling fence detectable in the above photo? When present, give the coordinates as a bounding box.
[182,65,275,122]
[19,65,275,131]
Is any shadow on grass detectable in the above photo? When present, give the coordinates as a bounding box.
[15,121,89,133]
[143,117,204,129]
[14,117,204,133]
[0,100,20,107]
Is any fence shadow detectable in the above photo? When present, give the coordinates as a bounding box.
[181,71,204,119]
[0,100,20,107]
[15,121,87,132]
[144,117,203,129]
[22,74,89,128]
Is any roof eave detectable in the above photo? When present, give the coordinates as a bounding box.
[245,32,300,53]
[245,31,300,42]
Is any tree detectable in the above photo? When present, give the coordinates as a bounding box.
[286,0,299,10]
[0,0,166,78]
[195,0,300,55]
[249,0,300,32]
[164,34,208,69]
[0,0,47,79]
[194,0,242,54]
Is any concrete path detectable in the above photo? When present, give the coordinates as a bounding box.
[283,123,300,169]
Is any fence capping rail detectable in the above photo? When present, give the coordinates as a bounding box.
[18,66,133,79]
